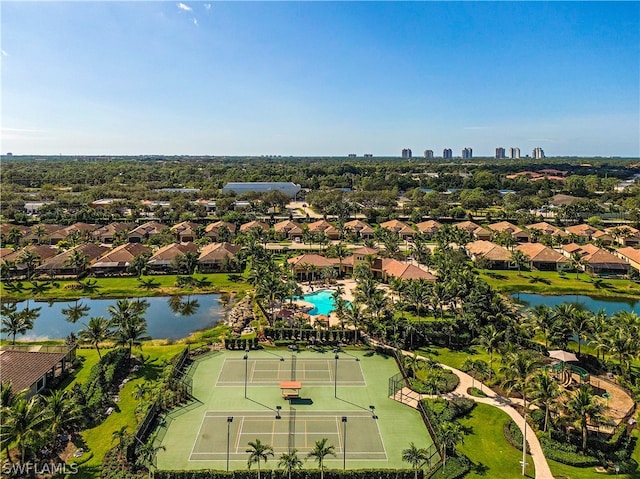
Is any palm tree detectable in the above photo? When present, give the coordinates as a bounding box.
[478,324,503,376]
[246,438,274,479]
[19,250,41,280]
[78,316,111,358]
[569,251,586,279]
[64,249,89,277]
[114,315,151,363]
[499,350,538,409]
[306,437,336,479]
[570,309,592,356]
[402,442,429,479]
[564,385,609,452]
[528,370,562,436]
[112,425,132,460]
[1,304,38,345]
[278,449,303,479]
[43,389,82,448]
[440,422,464,471]
[528,305,555,350]
[510,250,528,276]
[2,396,48,463]
[135,433,166,478]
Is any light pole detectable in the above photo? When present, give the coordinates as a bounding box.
[244,349,249,399]
[334,354,339,398]
[227,416,233,472]
[342,416,347,470]
[521,413,527,476]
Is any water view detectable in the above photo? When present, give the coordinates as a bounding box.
[10,294,227,341]
[301,289,339,316]
[512,293,640,316]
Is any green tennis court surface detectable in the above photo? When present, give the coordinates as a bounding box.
[190,410,385,461]
[216,357,366,386]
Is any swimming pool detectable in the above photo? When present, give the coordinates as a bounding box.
[301,289,338,316]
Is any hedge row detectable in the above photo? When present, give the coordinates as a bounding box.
[264,327,358,344]
[155,469,422,479]
[502,420,530,454]
[426,456,471,479]
[410,372,459,395]
[225,338,260,350]
[538,435,600,467]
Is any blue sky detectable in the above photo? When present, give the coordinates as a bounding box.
[2,1,639,157]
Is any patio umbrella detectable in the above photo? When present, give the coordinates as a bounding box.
[549,350,579,363]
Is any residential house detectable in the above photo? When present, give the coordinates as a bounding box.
[415,220,443,238]
[592,230,614,246]
[91,222,134,244]
[379,259,436,282]
[198,242,242,272]
[22,224,65,245]
[564,224,601,243]
[60,222,98,239]
[465,240,513,269]
[515,243,569,271]
[307,220,340,240]
[171,221,200,243]
[1,245,58,277]
[147,242,199,273]
[562,243,630,277]
[273,220,304,241]
[128,221,166,243]
[454,221,492,241]
[90,243,151,276]
[488,221,530,243]
[239,221,270,234]
[605,226,640,247]
[343,220,375,240]
[35,243,110,277]
[0,345,76,397]
[615,247,640,273]
[379,219,415,241]
[526,222,568,242]
[204,221,236,242]
[287,254,338,280]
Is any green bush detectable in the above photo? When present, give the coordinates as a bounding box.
[427,455,471,479]
[502,419,529,453]
[539,435,600,467]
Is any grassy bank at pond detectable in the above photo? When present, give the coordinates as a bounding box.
[479,270,640,299]
[0,273,251,302]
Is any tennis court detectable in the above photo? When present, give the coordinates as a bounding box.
[190,410,386,461]
[216,356,366,386]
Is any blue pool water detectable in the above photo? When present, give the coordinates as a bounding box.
[301,290,339,316]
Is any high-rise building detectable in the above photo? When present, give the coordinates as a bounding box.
[509,147,520,159]
[401,148,412,159]
[424,150,434,159]
[462,147,473,159]
[443,148,453,159]
[532,147,545,159]
[495,147,506,159]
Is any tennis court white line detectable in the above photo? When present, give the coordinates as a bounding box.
[373,416,388,460]
[233,416,245,454]
[189,410,211,458]
[335,416,343,453]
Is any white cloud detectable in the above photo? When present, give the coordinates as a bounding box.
[192,17,198,26]
[204,3,212,10]
[177,3,192,12]
[1,49,8,57]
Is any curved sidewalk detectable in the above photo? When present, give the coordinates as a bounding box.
[400,351,555,479]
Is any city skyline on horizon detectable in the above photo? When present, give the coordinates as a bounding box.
[2,1,639,157]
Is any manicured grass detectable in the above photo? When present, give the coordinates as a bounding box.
[457,403,536,479]
[66,344,186,475]
[479,270,640,299]
[0,273,251,302]
[418,346,501,375]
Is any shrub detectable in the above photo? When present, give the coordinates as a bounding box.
[427,455,471,479]
[539,435,600,467]
[502,419,529,453]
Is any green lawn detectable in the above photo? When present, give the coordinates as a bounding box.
[0,273,251,302]
[479,270,640,299]
[457,403,535,478]
[418,346,501,375]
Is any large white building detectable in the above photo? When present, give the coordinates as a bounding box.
[495,147,506,159]
[532,147,545,159]
[509,147,520,159]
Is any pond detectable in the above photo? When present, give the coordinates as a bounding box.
[9,294,227,341]
[511,293,640,316]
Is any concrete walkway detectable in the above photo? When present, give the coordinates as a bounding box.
[392,349,556,479]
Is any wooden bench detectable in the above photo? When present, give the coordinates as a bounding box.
[282,392,300,400]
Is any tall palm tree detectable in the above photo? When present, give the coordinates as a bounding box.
[78,316,111,358]
[19,250,41,280]
[114,315,151,363]
[278,449,303,479]
[402,442,429,479]
[528,370,563,436]
[528,305,556,350]
[64,249,89,277]
[499,351,539,409]
[2,396,48,463]
[111,425,132,460]
[510,250,528,276]
[440,422,464,471]
[564,385,609,452]
[246,438,274,479]
[570,309,592,356]
[478,325,503,376]
[135,433,166,478]
[306,437,336,479]
[1,304,38,345]
[43,389,82,448]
